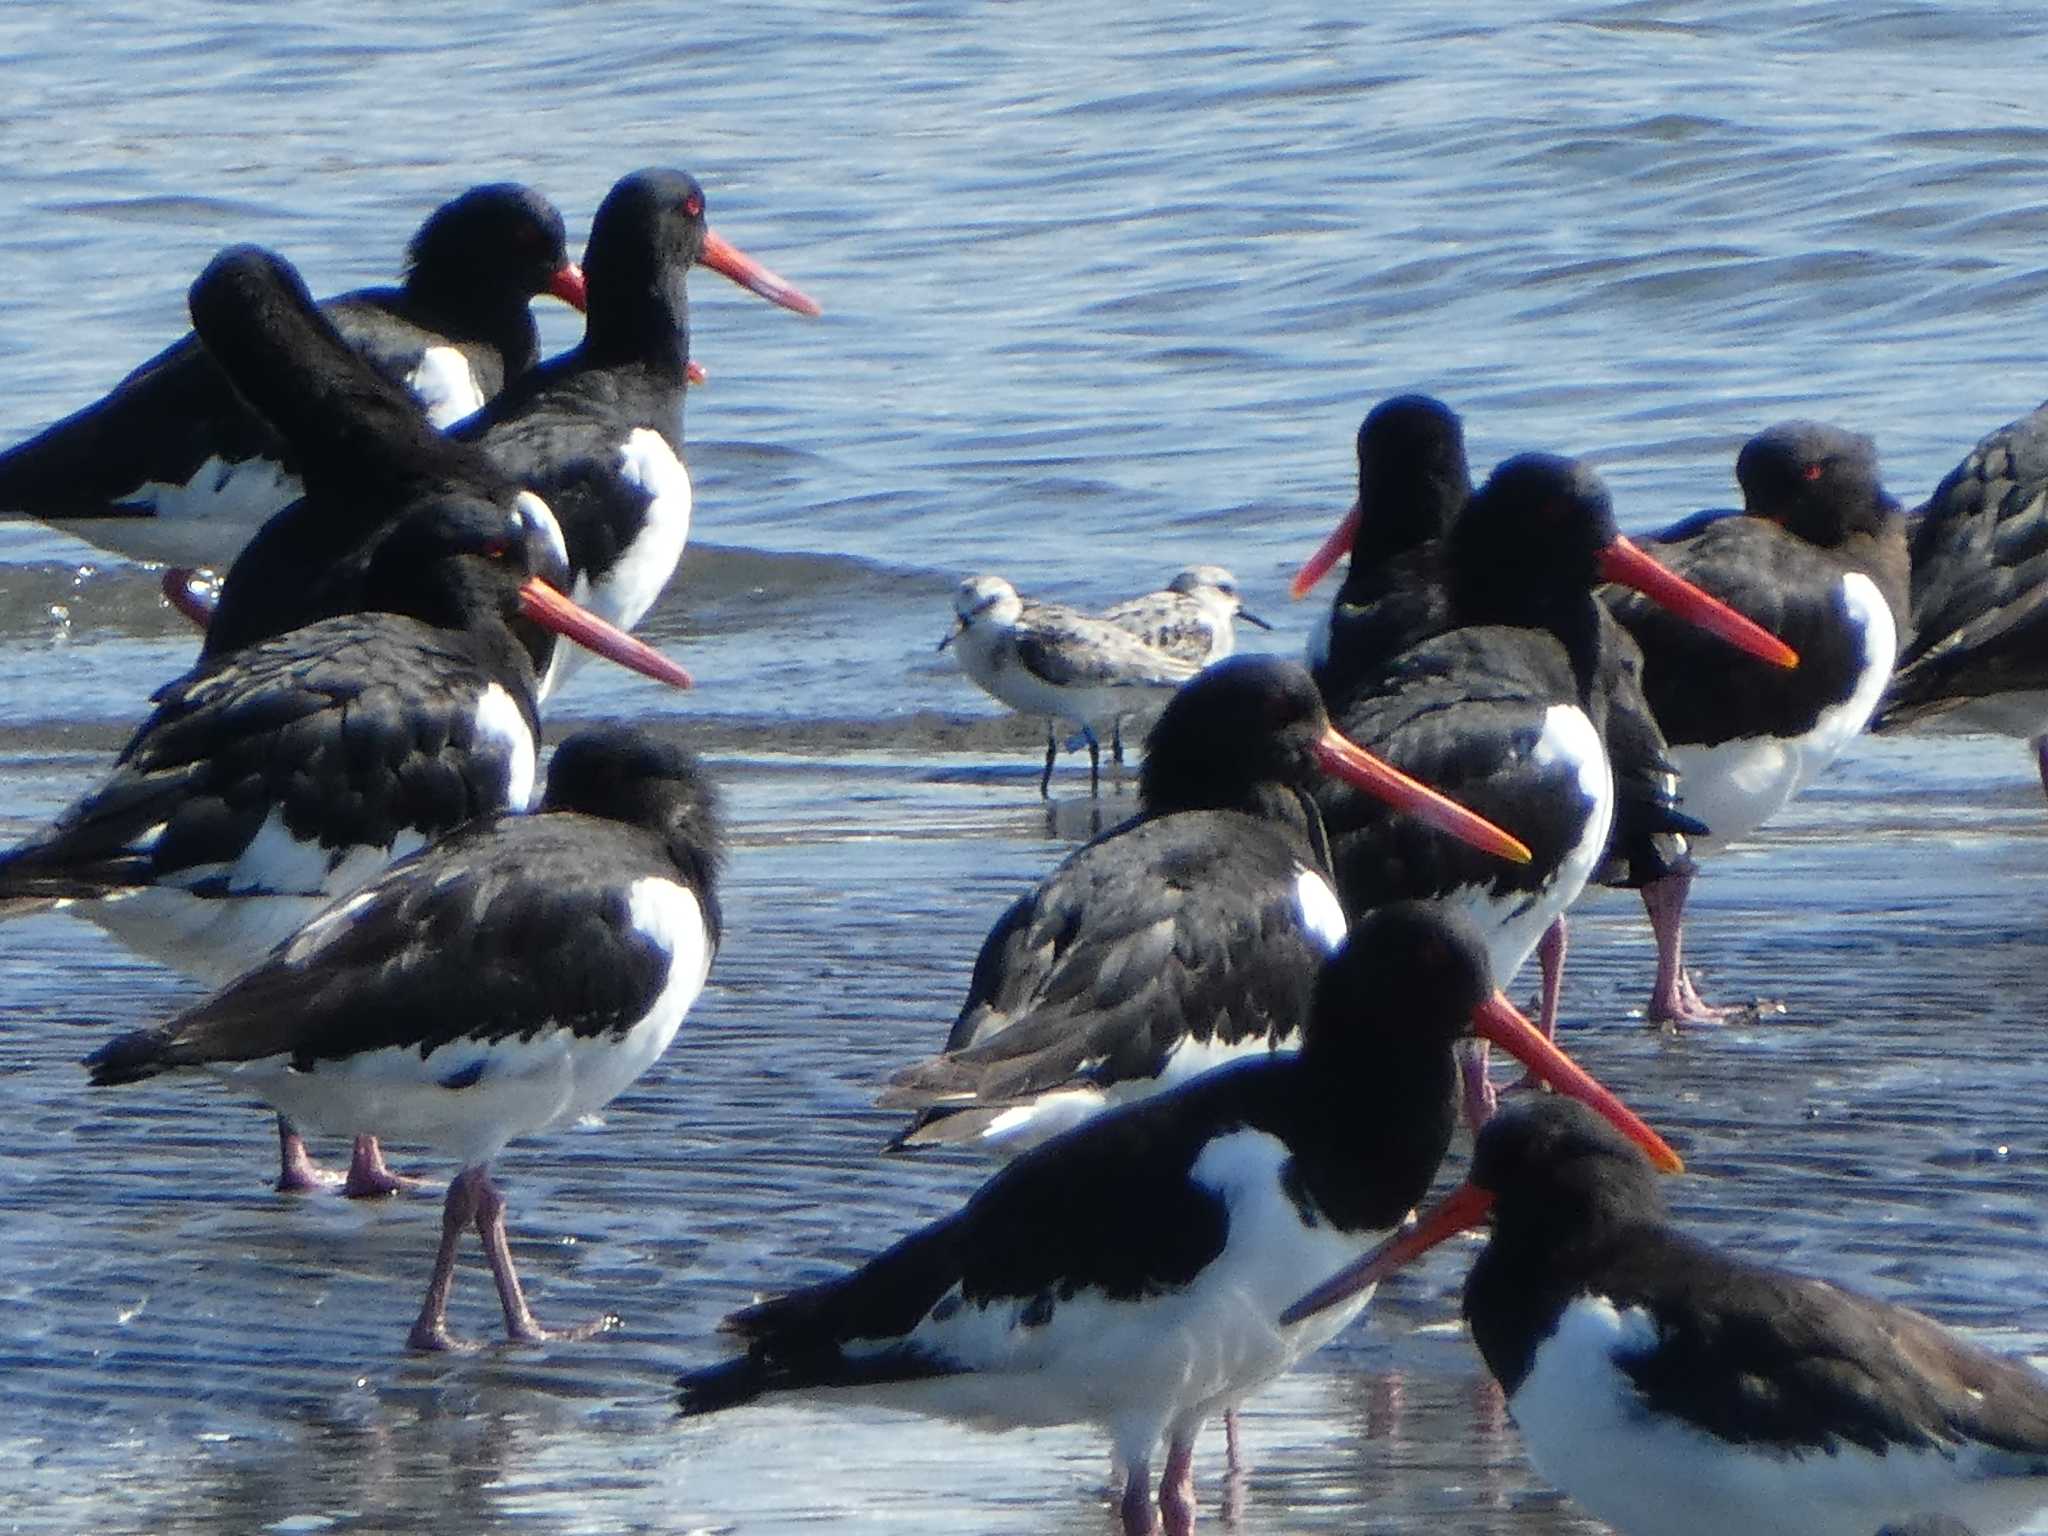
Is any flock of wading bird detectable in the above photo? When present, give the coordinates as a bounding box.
[0,168,2045,1536]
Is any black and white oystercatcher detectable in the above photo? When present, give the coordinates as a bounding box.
[87,725,723,1352]
[0,496,689,1191]
[1295,403,1706,1046]
[1606,421,1906,1023]
[458,168,820,698]
[881,655,1531,1152]
[1284,1096,2048,1536]
[1877,400,2048,795]
[164,245,569,670]
[680,905,1679,1536]
[1313,454,1796,1094]
[1293,393,1468,695]
[1,183,587,564]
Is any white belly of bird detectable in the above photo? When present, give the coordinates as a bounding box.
[1444,703,1613,989]
[542,430,692,700]
[216,878,712,1165]
[114,453,302,527]
[1673,572,1895,855]
[1511,1296,2048,1536]
[836,1128,1382,1468]
[961,867,1346,1153]
[82,814,431,983]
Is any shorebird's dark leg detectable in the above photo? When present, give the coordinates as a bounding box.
[1159,1433,1198,1536]
[274,1116,342,1193]
[408,1166,485,1352]
[1643,868,1738,1024]
[2035,733,2048,802]
[1085,727,1103,797]
[1040,724,1057,798]
[341,1134,423,1199]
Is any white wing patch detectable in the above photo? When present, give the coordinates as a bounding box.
[406,346,487,429]
[472,683,536,810]
[1292,867,1348,951]
[117,454,302,525]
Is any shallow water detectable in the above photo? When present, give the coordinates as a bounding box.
[2,2,2048,1533]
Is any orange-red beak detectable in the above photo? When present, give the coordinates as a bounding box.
[1278,990,1680,1327]
[1312,728,1532,866]
[698,230,823,318]
[1280,1180,1495,1325]
[547,263,589,311]
[1599,535,1798,669]
[1468,993,1682,1174]
[517,577,693,689]
[1290,499,1362,600]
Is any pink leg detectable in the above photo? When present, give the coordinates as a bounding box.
[1221,1412,1248,1522]
[408,1167,486,1352]
[160,567,217,629]
[1535,916,1566,1042]
[1642,869,1739,1025]
[341,1135,423,1199]
[1120,1456,1159,1536]
[274,1116,342,1193]
[1159,1435,1197,1536]
[472,1170,614,1344]
[1457,1038,1497,1133]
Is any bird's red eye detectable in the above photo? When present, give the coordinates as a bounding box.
[684,193,704,218]
[481,537,513,560]
[1803,462,1824,482]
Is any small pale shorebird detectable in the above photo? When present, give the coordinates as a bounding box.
[942,574,1198,796]
[1101,565,1272,667]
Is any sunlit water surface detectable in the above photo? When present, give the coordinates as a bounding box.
[1,3,2047,1533]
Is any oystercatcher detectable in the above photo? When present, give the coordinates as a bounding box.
[680,905,1679,1536]
[1314,454,1795,1100]
[1606,421,1907,1023]
[1296,402,1704,1044]
[86,724,722,1352]
[942,575,1199,796]
[1876,400,2048,796]
[1285,1095,2048,1536]
[158,245,568,672]
[1293,393,1468,696]
[2,495,689,1192]
[458,167,820,698]
[881,655,1531,1152]
[1,183,585,561]
[1101,565,1271,666]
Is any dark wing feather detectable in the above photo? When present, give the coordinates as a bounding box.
[682,1076,1256,1410]
[0,333,277,516]
[1602,1233,2048,1462]
[86,814,677,1080]
[1321,629,1598,918]
[880,812,1326,1110]
[1605,517,1881,746]
[0,619,524,899]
